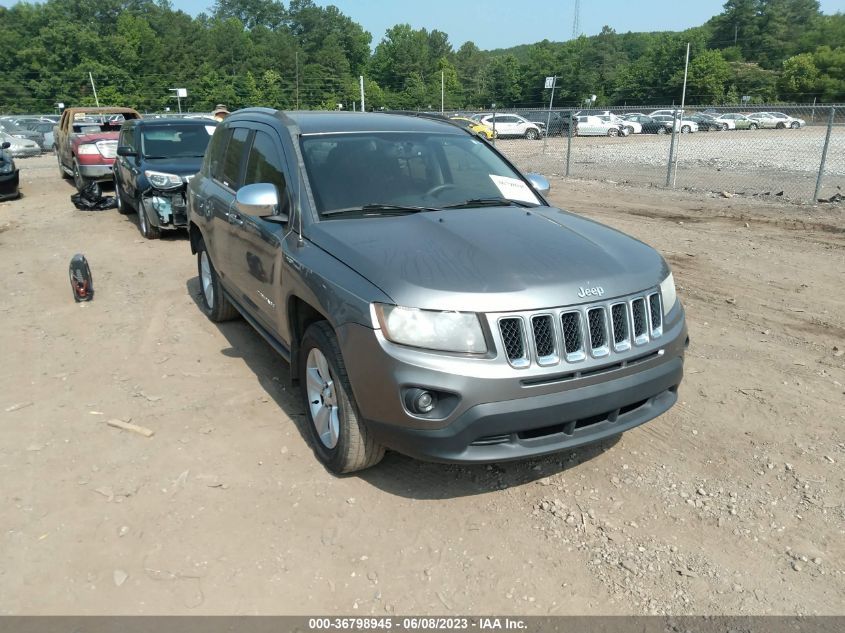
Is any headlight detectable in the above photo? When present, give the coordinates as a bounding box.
[77,143,99,155]
[660,272,677,316]
[145,170,182,190]
[374,304,487,354]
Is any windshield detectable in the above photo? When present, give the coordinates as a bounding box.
[140,124,214,158]
[301,132,542,216]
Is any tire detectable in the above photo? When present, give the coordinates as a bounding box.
[721,123,729,131]
[776,122,786,129]
[749,123,758,130]
[607,128,619,137]
[72,158,89,192]
[195,237,239,322]
[137,198,161,240]
[299,321,385,474]
[623,126,634,135]
[114,178,132,215]
[681,125,691,134]
[525,128,539,140]
[790,121,799,129]
[657,126,667,135]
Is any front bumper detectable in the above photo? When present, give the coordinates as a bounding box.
[77,164,114,181]
[0,170,20,200]
[140,189,188,229]
[339,306,688,464]
[9,148,40,158]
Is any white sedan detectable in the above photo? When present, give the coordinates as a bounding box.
[748,112,806,129]
[599,114,642,134]
[575,115,628,137]
[650,115,699,133]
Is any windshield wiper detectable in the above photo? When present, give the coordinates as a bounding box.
[322,203,440,217]
[441,196,536,209]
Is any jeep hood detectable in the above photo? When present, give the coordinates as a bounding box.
[308,206,669,313]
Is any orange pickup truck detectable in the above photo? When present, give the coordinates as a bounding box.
[54,106,141,191]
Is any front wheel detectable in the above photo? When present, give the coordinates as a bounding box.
[299,321,385,474]
[681,125,691,134]
[607,128,619,137]
[196,237,239,322]
[525,128,539,140]
[749,123,758,130]
[721,123,729,131]
[57,151,69,179]
[114,178,132,215]
[657,126,667,135]
[790,121,799,129]
[137,199,161,240]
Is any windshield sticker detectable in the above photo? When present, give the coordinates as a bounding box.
[205,126,216,135]
[489,175,539,204]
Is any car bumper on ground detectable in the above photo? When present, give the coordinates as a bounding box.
[339,309,688,464]
[0,170,20,200]
[9,148,40,158]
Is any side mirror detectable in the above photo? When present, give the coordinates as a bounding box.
[526,173,550,196]
[236,182,287,222]
[117,146,136,157]
[1,142,9,150]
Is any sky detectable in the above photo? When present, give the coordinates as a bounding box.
[2,0,844,50]
[171,0,845,50]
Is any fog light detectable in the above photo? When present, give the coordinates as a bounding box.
[404,388,438,415]
[150,196,172,221]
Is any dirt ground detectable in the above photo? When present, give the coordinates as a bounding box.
[0,155,843,616]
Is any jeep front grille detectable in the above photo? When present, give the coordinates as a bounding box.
[496,290,663,368]
[498,317,528,367]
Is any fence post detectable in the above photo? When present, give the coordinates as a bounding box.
[812,106,835,203]
[665,109,679,187]
[565,112,573,176]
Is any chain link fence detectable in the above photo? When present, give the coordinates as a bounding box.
[447,105,844,204]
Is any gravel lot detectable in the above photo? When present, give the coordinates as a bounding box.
[0,156,843,615]
[496,126,845,203]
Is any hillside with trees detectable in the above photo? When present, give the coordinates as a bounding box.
[0,0,843,113]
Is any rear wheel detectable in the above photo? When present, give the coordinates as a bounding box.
[657,126,667,135]
[525,128,539,140]
[776,122,786,129]
[299,321,385,474]
[681,125,691,134]
[721,123,729,131]
[623,126,634,135]
[607,128,619,137]
[749,123,758,130]
[196,237,238,322]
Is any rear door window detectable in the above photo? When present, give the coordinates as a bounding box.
[220,127,251,190]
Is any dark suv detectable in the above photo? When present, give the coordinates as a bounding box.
[114,118,216,238]
[187,109,687,473]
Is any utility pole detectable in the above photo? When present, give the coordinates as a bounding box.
[295,51,300,110]
[441,71,445,113]
[88,72,100,108]
[670,42,691,188]
[572,0,581,38]
[359,75,365,112]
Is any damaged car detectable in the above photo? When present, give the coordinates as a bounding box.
[0,141,21,201]
[114,118,217,239]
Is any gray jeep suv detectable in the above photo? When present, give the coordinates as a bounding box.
[187,109,688,473]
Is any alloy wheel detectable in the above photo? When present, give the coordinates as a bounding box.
[200,250,214,309]
[305,348,340,449]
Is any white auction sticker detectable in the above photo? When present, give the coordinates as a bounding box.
[489,175,540,204]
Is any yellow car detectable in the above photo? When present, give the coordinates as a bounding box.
[450,116,496,140]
